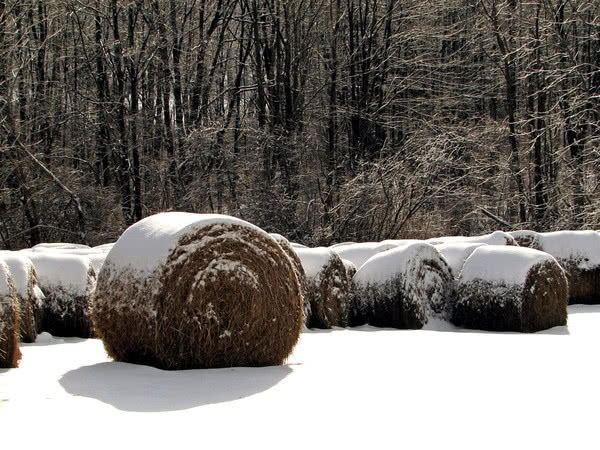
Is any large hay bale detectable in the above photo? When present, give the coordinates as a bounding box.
[91,212,303,370]
[427,230,518,246]
[536,230,600,304]
[352,242,454,329]
[294,247,352,329]
[433,243,487,278]
[508,230,543,250]
[21,252,96,338]
[0,260,20,368]
[0,251,45,342]
[453,246,568,332]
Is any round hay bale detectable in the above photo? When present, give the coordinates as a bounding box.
[453,246,568,332]
[433,243,487,278]
[0,251,45,342]
[352,242,454,329]
[294,247,352,329]
[508,230,543,250]
[269,233,310,324]
[91,212,303,370]
[427,230,518,247]
[536,230,600,304]
[21,252,96,338]
[0,260,20,368]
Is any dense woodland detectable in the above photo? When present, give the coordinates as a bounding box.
[1,0,599,248]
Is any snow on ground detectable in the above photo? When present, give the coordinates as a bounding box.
[2,305,599,449]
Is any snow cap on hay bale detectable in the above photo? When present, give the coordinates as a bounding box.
[0,251,44,342]
[453,246,568,332]
[352,242,454,328]
[536,230,600,304]
[427,230,518,247]
[330,241,404,271]
[269,233,309,323]
[0,260,21,368]
[91,212,303,370]
[294,247,352,329]
[21,252,96,338]
[508,230,543,250]
[31,242,90,251]
[433,243,487,278]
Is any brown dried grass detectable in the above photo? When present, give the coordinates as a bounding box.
[509,230,543,250]
[272,237,310,324]
[305,253,352,329]
[91,224,303,370]
[560,263,600,305]
[453,259,568,332]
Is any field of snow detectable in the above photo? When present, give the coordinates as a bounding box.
[2,304,599,449]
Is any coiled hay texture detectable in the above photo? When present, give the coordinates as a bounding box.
[453,246,568,332]
[22,252,96,338]
[427,230,518,247]
[536,231,600,305]
[508,230,543,250]
[352,243,453,329]
[295,247,352,329]
[0,252,45,342]
[269,233,310,323]
[0,260,20,368]
[91,213,303,370]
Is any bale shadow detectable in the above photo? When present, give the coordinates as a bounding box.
[567,304,600,315]
[23,333,88,347]
[59,361,292,412]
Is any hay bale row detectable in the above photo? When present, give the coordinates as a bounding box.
[453,246,568,332]
[352,242,454,329]
[294,247,352,329]
[91,212,303,370]
[0,252,45,342]
[0,260,20,368]
[427,230,518,247]
[21,252,96,338]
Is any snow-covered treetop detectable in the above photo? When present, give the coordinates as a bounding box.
[427,230,516,246]
[19,251,94,295]
[459,246,558,286]
[105,212,270,276]
[294,247,340,280]
[0,251,36,298]
[537,230,600,269]
[433,242,487,277]
[353,242,443,286]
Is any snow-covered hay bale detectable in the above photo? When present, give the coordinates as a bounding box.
[330,241,403,271]
[342,259,357,281]
[22,252,96,338]
[453,246,568,332]
[508,230,543,250]
[0,252,44,342]
[352,243,454,329]
[0,260,20,368]
[536,231,600,304]
[433,243,487,278]
[91,212,303,370]
[427,230,518,247]
[295,247,352,329]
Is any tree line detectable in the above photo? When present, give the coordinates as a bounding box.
[1,0,599,249]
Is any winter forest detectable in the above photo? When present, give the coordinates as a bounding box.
[1,0,600,249]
